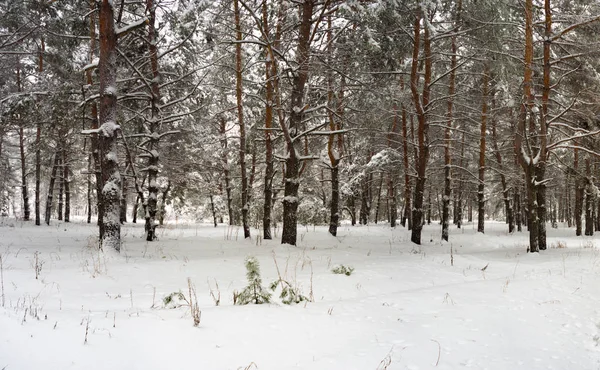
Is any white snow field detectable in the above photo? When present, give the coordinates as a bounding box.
[1,219,599,370]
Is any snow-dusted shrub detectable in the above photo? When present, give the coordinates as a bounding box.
[163,291,186,308]
[332,264,354,276]
[270,279,309,305]
[234,257,271,305]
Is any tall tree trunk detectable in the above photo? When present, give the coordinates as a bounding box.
[410,9,432,245]
[98,0,121,250]
[87,154,92,223]
[574,146,583,236]
[234,0,250,239]
[477,64,488,233]
[158,179,171,226]
[45,152,60,225]
[281,0,315,246]
[584,157,593,236]
[442,0,461,241]
[63,149,70,223]
[18,126,30,221]
[220,117,234,226]
[120,173,127,223]
[210,194,218,227]
[401,91,411,229]
[374,173,383,224]
[58,155,64,221]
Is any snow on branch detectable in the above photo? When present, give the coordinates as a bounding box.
[116,18,148,38]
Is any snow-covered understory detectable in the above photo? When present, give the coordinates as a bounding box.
[1,220,599,370]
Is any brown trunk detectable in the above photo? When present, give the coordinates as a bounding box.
[410,10,432,245]
[262,2,274,240]
[585,157,593,235]
[574,146,583,235]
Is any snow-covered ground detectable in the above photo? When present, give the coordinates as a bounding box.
[1,219,599,370]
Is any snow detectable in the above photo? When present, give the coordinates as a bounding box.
[1,220,599,370]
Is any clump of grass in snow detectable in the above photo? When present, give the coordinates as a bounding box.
[332,264,354,276]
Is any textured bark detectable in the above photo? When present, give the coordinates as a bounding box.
[281,0,315,246]
[409,10,432,245]
[234,0,250,239]
[145,0,161,242]
[374,174,383,224]
[210,194,218,227]
[262,1,274,239]
[477,64,488,233]
[120,175,127,224]
[85,0,103,234]
[35,41,43,226]
[98,0,121,251]
[442,0,461,241]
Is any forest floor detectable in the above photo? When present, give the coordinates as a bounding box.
[0,218,599,370]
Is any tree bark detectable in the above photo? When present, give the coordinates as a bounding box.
[409,9,432,245]
[63,149,70,223]
[281,0,315,246]
[234,0,250,239]
[98,0,121,250]
[18,126,30,221]
[477,63,489,233]
[45,152,60,225]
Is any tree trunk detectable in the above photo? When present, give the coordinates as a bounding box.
[58,156,64,221]
[35,123,41,225]
[477,64,488,233]
[234,0,250,239]
[158,179,171,226]
[409,10,432,245]
[120,174,127,223]
[585,157,593,236]
[210,194,218,227]
[63,150,70,223]
[98,0,121,251]
[18,126,30,221]
[45,152,60,225]
[374,173,383,224]
[220,117,234,226]
[281,0,315,246]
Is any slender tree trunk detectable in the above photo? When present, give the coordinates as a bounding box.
[63,150,70,223]
[402,94,411,229]
[87,154,92,223]
[35,124,41,226]
[442,0,461,240]
[45,152,60,225]
[374,173,383,224]
[98,0,121,250]
[210,194,217,227]
[585,157,593,236]
[158,179,171,226]
[234,0,250,239]
[220,117,234,226]
[58,155,64,221]
[574,146,583,236]
[477,64,489,233]
[120,174,127,223]
[18,126,30,221]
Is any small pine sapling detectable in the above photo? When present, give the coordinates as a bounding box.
[234,257,271,305]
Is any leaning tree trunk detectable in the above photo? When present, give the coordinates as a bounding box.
[98,0,122,251]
